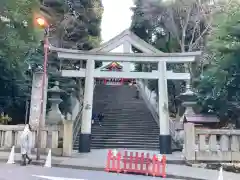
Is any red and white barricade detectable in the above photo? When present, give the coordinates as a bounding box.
[105,150,166,177]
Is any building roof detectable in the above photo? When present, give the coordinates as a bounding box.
[50,29,202,59]
[90,29,163,53]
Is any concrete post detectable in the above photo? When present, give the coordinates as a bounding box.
[29,72,48,127]
[158,61,172,154]
[63,120,73,156]
[184,123,196,160]
[79,59,95,152]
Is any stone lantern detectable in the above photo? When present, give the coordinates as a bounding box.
[174,84,197,148]
[46,81,65,125]
[179,84,198,122]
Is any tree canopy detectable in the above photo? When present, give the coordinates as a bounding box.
[0,0,42,122]
[197,1,240,120]
[0,0,103,123]
[130,0,240,120]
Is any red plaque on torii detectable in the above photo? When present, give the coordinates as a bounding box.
[98,62,135,85]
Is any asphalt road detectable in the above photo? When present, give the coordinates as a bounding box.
[0,163,182,180]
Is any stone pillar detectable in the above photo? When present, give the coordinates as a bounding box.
[158,61,172,154]
[79,59,95,152]
[29,72,48,127]
[63,120,73,156]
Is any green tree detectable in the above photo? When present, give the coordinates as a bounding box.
[39,0,103,116]
[130,0,226,116]
[41,0,103,50]
[0,0,42,123]
[197,1,240,122]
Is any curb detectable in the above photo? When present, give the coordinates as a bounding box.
[166,159,186,165]
[0,159,206,180]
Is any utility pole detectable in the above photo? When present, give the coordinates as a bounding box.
[36,17,49,160]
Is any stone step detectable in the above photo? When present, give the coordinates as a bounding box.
[100,116,153,119]
[92,130,159,133]
[95,107,149,109]
[92,132,159,136]
[98,114,153,116]
[93,101,145,105]
[91,131,159,135]
[90,142,159,148]
[94,118,156,121]
[102,113,152,116]
[94,127,157,130]
[75,138,159,144]
[100,115,154,118]
[92,125,158,129]
[94,107,148,111]
[91,125,159,129]
[91,128,159,132]
[91,140,159,145]
[91,146,159,150]
[96,120,157,123]
[97,121,158,125]
[91,134,159,138]
[91,138,159,143]
[99,117,154,120]
[100,119,156,122]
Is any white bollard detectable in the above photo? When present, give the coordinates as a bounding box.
[157,154,162,161]
[218,166,223,180]
[44,149,51,168]
[112,149,117,156]
[7,146,15,164]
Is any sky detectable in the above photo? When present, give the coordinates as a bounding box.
[100,0,134,68]
[101,0,134,43]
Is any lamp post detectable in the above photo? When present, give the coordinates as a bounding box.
[36,17,49,160]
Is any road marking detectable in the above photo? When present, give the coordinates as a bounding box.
[32,175,85,180]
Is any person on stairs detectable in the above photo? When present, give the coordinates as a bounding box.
[92,112,102,127]
[97,112,104,127]
[133,82,140,99]
[20,124,32,166]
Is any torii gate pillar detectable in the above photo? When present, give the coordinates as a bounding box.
[158,61,171,154]
[78,59,95,152]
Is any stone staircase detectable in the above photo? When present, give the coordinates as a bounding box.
[91,84,160,150]
[73,84,179,151]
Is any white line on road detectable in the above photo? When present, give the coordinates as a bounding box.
[32,175,86,180]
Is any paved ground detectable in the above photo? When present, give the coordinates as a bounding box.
[1,149,240,180]
[0,163,180,180]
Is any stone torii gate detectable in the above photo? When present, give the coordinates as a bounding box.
[50,29,201,154]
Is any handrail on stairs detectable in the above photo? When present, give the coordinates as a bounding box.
[72,84,96,145]
[72,105,83,145]
[136,81,177,142]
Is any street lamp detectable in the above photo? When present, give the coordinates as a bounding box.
[36,17,49,160]
[36,17,46,27]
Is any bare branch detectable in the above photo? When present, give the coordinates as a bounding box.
[167,7,181,45]
[181,5,192,52]
[191,24,210,50]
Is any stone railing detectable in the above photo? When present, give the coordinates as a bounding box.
[184,123,240,161]
[136,81,178,141]
[0,121,73,156]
